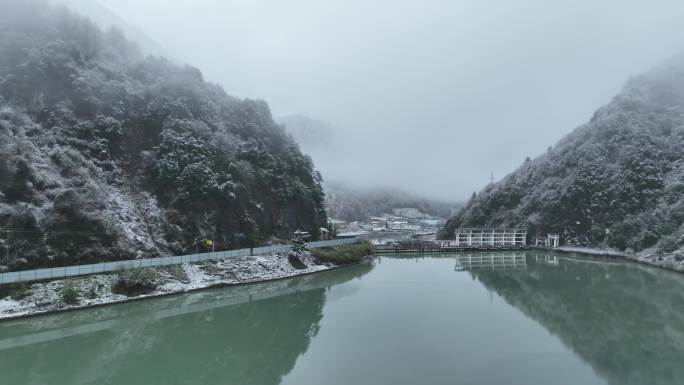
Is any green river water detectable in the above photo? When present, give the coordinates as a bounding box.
[1,251,684,385]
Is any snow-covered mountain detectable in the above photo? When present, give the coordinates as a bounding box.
[0,0,327,270]
[442,54,684,260]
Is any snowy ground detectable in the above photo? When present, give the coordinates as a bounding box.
[554,246,628,257]
[555,246,684,272]
[0,251,333,320]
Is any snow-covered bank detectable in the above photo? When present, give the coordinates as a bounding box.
[554,246,684,272]
[0,252,337,320]
[554,246,628,258]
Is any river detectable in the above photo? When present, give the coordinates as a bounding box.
[1,251,683,385]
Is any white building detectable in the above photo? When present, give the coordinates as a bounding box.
[439,228,527,248]
[387,220,409,230]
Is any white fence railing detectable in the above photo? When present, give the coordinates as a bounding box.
[0,237,360,284]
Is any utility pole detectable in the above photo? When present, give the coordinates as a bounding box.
[490,172,494,184]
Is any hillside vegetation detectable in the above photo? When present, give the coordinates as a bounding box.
[0,0,326,270]
[442,55,684,258]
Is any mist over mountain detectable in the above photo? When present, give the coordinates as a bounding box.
[0,0,326,270]
[50,0,169,58]
[442,55,684,257]
[278,115,334,152]
[96,0,684,203]
[324,181,457,222]
[279,115,460,220]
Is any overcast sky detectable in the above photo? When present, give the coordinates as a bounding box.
[87,0,684,201]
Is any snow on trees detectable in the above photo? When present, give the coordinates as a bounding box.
[0,0,328,270]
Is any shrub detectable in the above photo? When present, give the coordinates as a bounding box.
[310,240,374,266]
[287,254,308,269]
[290,233,308,253]
[112,267,158,296]
[85,282,103,299]
[8,282,32,300]
[61,281,80,305]
[160,265,189,283]
[658,234,680,254]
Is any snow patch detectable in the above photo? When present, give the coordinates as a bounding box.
[0,252,335,320]
[556,245,684,272]
[555,246,627,257]
[0,298,20,314]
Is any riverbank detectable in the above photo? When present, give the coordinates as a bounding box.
[554,246,684,273]
[0,249,370,321]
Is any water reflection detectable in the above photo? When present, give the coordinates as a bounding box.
[0,263,373,385]
[470,253,684,385]
[454,252,527,270]
[3,254,683,385]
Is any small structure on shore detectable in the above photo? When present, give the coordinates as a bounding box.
[293,230,311,240]
[319,227,331,240]
[535,234,560,247]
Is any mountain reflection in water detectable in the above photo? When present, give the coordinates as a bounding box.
[470,253,684,385]
[0,263,373,385]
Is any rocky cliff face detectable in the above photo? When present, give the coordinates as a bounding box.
[0,0,327,270]
[442,54,684,258]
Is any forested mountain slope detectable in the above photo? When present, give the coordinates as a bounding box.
[0,0,326,270]
[442,55,684,257]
